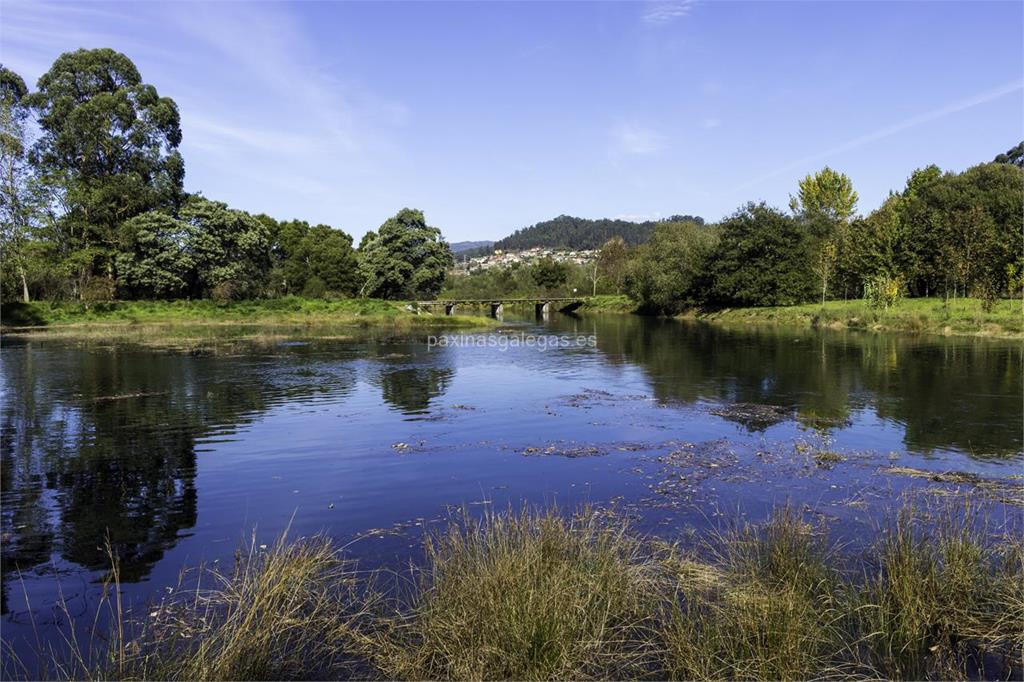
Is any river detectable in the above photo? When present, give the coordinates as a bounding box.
[2,312,1021,669]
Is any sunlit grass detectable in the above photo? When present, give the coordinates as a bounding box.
[10,502,1023,681]
[697,297,1023,336]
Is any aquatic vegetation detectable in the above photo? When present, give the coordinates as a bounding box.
[9,503,1021,681]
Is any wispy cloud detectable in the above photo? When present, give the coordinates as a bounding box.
[642,0,699,26]
[610,123,666,155]
[730,80,1024,193]
[702,117,721,129]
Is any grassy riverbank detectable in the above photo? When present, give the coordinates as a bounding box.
[16,504,1022,681]
[1,297,496,334]
[690,298,1023,337]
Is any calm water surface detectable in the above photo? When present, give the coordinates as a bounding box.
[2,313,1022,665]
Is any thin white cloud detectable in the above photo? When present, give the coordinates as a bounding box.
[642,0,699,26]
[731,80,1024,192]
[702,117,721,129]
[611,123,666,155]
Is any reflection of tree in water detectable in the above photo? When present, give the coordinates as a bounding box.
[0,341,354,610]
[553,314,1022,457]
[368,343,454,415]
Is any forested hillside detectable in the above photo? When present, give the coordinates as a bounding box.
[484,214,704,252]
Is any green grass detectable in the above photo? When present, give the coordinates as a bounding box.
[15,503,1022,681]
[0,296,496,337]
[694,297,1023,337]
[578,294,638,313]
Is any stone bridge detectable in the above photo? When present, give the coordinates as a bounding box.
[415,297,587,318]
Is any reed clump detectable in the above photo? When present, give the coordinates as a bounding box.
[11,502,1023,681]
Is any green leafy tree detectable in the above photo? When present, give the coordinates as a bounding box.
[789,166,858,224]
[181,197,270,299]
[790,167,859,303]
[25,48,184,295]
[530,256,570,291]
[712,203,817,306]
[268,219,359,297]
[596,236,629,294]
[901,162,1022,300]
[0,66,47,302]
[993,141,1023,167]
[358,208,452,299]
[624,220,717,314]
[115,211,194,298]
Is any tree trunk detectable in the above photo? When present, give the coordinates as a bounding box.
[19,266,29,303]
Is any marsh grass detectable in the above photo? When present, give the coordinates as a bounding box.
[22,532,379,681]
[1,297,495,338]
[695,297,1023,337]
[855,504,1024,680]
[9,503,1023,681]
[367,506,668,680]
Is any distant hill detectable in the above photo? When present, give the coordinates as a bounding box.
[476,214,704,254]
[450,240,494,253]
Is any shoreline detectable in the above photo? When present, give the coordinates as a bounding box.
[579,295,1023,339]
[3,296,1020,341]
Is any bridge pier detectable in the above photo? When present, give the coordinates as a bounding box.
[444,303,456,316]
[489,302,503,318]
[535,301,551,319]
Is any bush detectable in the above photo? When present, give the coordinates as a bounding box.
[80,276,116,303]
[865,274,904,309]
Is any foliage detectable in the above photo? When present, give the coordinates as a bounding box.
[624,220,717,314]
[359,208,453,299]
[24,48,184,292]
[115,211,194,298]
[789,165,859,224]
[482,213,704,254]
[530,256,570,290]
[0,66,49,302]
[180,196,271,299]
[864,273,904,309]
[993,140,1023,167]
[712,203,818,307]
[597,236,629,293]
[265,218,359,297]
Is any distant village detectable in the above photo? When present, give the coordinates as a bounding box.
[454,247,599,272]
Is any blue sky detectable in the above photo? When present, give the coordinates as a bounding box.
[1,0,1021,242]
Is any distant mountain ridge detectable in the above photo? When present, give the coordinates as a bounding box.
[462,214,704,256]
[449,240,495,253]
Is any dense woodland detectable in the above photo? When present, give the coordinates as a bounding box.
[0,50,451,305]
[467,214,705,256]
[447,154,1024,311]
[2,48,1021,313]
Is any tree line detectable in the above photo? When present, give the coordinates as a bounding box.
[447,152,1023,312]
[624,155,1021,313]
[3,49,1019,312]
[468,213,705,256]
[0,49,452,304]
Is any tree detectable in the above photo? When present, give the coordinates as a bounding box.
[181,197,271,300]
[789,166,858,224]
[0,66,46,302]
[530,256,570,291]
[268,219,359,297]
[712,203,817,307]
[358,208,452,299]
[790,167,859,304]
[597,236,629,294]
[993,141,1024,167]
[115,211,194,298]
[25,48,184,295]
[624,220,717,314]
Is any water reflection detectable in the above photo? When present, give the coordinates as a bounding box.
[546,315,1023,456]
[1,318,1020,610]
